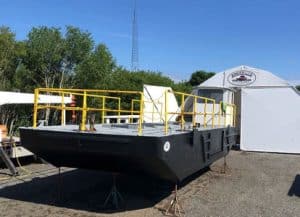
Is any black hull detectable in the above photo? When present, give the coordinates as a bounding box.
[19,127,236,182]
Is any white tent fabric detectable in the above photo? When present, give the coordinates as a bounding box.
[197,65,300,153]
[143,85,179,123]
[200,65,289,88]
[241,87,300,153]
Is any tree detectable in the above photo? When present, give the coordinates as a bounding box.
[172,81,192,94]
[24,26,65,89]
[21,26,94,124]
[62,26,94,87]
[74,43,116,89]
[23,26,94,90]
[296,85,300,91]
[0,26,25,90]
[0,27,29,133]
[188,70,215,86]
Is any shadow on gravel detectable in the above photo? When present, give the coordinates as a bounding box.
[0,166,210,213]
[288,174,300,197]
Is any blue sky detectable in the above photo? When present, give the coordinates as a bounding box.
[1,0,300,84]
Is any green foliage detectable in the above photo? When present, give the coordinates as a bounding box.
[172,81,192,94]
[24,26,65,88]
[110,69,174,91]
[296,85,300,91]
[188,70,215,86]
[21,26,94,89]
[0,26,25,90]
[75,44,115,89]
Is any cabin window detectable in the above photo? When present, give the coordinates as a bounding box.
[198,89,223,103]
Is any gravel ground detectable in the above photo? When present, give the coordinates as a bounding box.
[0,150,299,217]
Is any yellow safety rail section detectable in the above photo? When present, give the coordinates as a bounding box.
[32,88,236,136]
[164,90,236,134]
[33,88,144,135]
[218,101,236,127]
[130,99,163,123]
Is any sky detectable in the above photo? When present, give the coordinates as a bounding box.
[1,0,300,84]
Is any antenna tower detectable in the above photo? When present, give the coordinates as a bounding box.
[131,0,138,72]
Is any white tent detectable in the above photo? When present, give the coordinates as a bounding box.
[143,85,179,123]
[197,65,300,154]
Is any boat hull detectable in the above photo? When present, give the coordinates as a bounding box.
[19,126,236,182]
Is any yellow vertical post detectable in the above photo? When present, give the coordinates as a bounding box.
[33,88,39,128]
[180,94,185,131]
[212,100,215,128]
[101,96,105,124]
[61,92,65,126]
[204,99,207,128]
[81,91,87,131]
[192,97,196,127]
[118,98,121,124]
[138,93,144,135]
[233,105,236,127]
[164,90,168,135]
[130,99,134,123]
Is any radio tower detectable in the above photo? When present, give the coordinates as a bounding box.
[131,0,138,72]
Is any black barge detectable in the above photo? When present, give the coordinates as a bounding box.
[19,87,237,183]
[20,124,236,182]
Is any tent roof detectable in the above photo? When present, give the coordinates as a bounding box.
[199,65,290,88]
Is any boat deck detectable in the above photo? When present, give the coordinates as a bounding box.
[24,123,224,137]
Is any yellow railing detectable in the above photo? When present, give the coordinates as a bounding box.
[164,90,236,134]
[33,88,144,135]
[218,101,236,128]
[32,88,236,136]
[130,99,163,123]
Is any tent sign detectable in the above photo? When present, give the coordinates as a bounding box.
[228,70,256,86]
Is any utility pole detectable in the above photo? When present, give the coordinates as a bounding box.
[131,0,139,72]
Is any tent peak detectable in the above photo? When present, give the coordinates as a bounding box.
[199,65,289,88]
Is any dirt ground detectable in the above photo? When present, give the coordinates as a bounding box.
[0,150,299,217]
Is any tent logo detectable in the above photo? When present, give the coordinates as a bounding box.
[228,70,256,86]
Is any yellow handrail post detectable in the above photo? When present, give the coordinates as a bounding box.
[138,93,144,135]
[204,99,207,128]
[164,90,168,135]
[118,98,121,123]
[180,94,185,131]
[192,97,196,127]
[33,88,39,128]
[233,105,236,127]
[81,91,87,131]
[61,92,65,126]
[101,96,105,124]
[130,99,134,123]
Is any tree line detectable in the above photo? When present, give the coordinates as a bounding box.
[0,25,214,133]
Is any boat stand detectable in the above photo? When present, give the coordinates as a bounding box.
[103,173,124,209]
[222,155,229,174]
[164,184,185,217]
[0,142,18,176]
[56,167,63,201]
